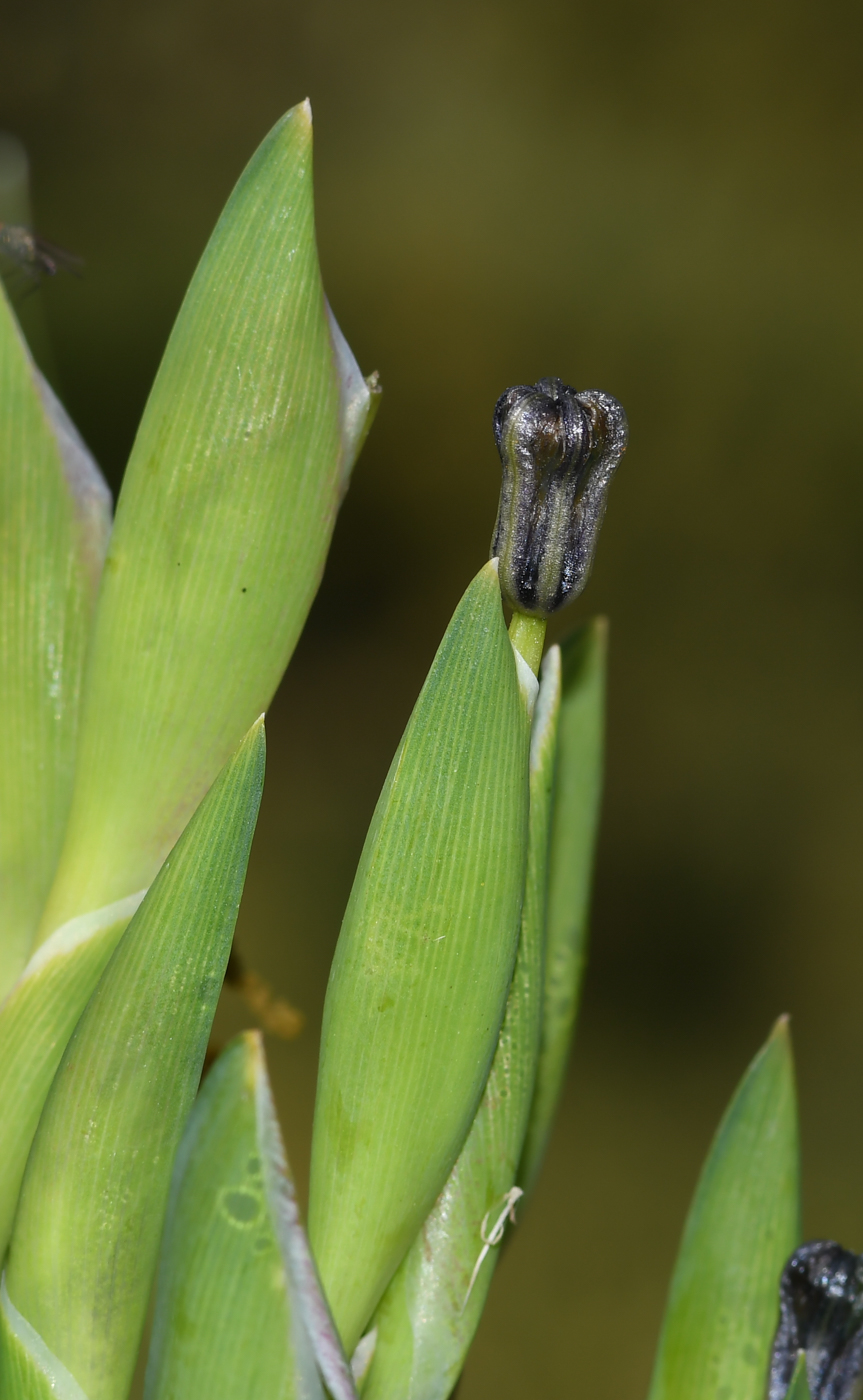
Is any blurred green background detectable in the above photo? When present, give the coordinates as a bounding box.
[2,0,863,1393]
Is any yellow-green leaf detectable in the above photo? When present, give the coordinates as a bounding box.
[647,1018,800,1400]
[363,645,562,1400]
[0,892,143,1257]
[37,100,376,943]
[0,286,110,998]
[308,561,530,1353]
[2,720,265,1400]
[145,1032,325,1400]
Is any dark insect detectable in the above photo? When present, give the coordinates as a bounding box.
[0,221,82,293]
[769,1241,863,1400]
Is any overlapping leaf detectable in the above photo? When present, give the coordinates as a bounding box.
[0,286,110,999]
[308,561,531,1353]
[145,1031,356,1400]
[0,721,265,1400]
[518,619,606,1196]
[38,101,375,942]
[362,645,561,1399]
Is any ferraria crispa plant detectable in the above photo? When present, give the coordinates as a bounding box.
[0,96,835,1400]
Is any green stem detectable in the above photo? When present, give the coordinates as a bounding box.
[508,613,546,678]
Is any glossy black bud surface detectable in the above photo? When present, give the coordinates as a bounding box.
[769,1241,863,1400]
[490,377,627,617]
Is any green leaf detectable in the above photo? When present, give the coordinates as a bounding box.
[785,1352,812,1400]
[0,284,110,997]
[308,561,531,1353]
[145,1030,355,1400]
[362,645,562,1400]
[647,1017,800,1400]
[37,99,376,944]
[517,617,606,1197]
[1,719,265,1400]
[0,1278,88,1400]
[0,892,144,1258]
[0,99,375,1260]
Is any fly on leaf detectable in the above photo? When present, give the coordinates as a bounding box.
[0,222,82,294]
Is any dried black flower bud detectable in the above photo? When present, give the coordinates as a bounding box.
[490,377,627,617]
[769,1241,863,1400]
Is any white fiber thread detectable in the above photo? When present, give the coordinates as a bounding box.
[461,1187,523,1314]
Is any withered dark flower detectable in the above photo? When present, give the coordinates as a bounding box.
[490,377,627,617]
[769,1241,863,1400]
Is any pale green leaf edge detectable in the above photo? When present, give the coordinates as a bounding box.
[0,1277,89,1400]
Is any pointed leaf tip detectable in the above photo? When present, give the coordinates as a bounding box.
[33,100,357,943]
[646,1022,800,1400]
[760,1013,795,1078]
[786,1352,812,1400]
[145,1031,329,1400]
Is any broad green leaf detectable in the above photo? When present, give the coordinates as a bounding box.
[517,617,606,1196]
[145,1031,333,1400]
[37,99,377,943]
[308,561,531,1353]
[2,720,265,1400]
[647,1017,800,1400]
[0,284,110,997]
[362,646,562,1400]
